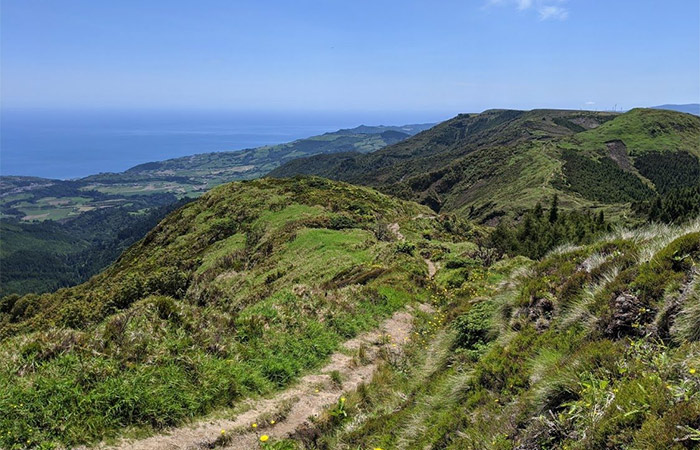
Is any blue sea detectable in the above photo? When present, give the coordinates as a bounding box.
[0,109,437,180]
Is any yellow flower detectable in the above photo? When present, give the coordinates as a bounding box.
[340,397,346,402]
[260,435,269,442]
[270,420,276,425]
[220,429,226,435]
[690,368,697,375]
[374,448,384,450]
[252,423,257,428]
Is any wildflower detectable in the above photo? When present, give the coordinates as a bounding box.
[691,368,697,375]
[252,423,257,428]
[220,429,226,435]
[260,435,269,442]
[340,397,346,402]
[270,420,276,425]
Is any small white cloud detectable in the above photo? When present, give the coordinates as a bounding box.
[539,5,568,20]
[485,0,570,21]
[585,101,596,105]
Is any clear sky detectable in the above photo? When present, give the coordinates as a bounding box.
[2,0,699,114]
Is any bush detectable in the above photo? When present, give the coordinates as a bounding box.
[329,215,358,230]
[395,242,416,255]
[453,300,496,350]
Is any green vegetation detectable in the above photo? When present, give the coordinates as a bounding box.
[0,124,427,297]
[271,108,700,222]
[0,177,469,448]
[490,195,610,259]
[633,184,700,224]
[308,220,700,449]
[1,124,427,223]
[634,151,700,194]
[2,108,700,449]
[568,108,700,158]
[554,148,653,203]
[0,199,192,296]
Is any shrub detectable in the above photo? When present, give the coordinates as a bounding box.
[395,242,416,255]
[329,215,358,230]
[453,300,496,350]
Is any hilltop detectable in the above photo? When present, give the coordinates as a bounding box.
[0,177,472,447]
[0,123,431,297]
[1,123,431,223]
[270,108,700,222]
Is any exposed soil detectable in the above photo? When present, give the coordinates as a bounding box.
[425,258,437,279]
[97,307,426,450]
[570,116,607,130]
[388,222,405,241]
[390,222,437,278]
[605,140,634,172]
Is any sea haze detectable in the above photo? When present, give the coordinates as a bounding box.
[0,109,439,180]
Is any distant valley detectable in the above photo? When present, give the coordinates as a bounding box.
[0,123,432,222]
[0,123,432,296]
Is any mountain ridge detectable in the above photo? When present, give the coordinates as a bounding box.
[270,108,700,221]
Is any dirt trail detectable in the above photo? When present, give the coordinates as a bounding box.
[388,222,405,241]
[101,307,425,450]
[425,258,437,279]
[390,222,438,279]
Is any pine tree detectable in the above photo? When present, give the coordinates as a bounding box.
[534,202,543,219]
[549,194,559,224]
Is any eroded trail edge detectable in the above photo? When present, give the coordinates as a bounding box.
[102,305,428,450]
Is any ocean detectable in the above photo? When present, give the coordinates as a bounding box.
[0,109,434,180]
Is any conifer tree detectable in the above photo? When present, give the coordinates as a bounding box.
[548,194,559,223]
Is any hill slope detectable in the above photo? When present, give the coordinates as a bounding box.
[0,177,471,447]
[0,123,431,297]
[2,176,699,449]
[270,108,700,222]
[0,124,431,223]
[307,220,700,450]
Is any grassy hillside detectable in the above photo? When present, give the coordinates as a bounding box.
[0,177,470,447]
[2,176,699,449]
[0,124,428,297]
[0,199,192,297]
[270,109,616,185]
[270,108,700,222]
[0,124,429,223]
[304,220,700,450]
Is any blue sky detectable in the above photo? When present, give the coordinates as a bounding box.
[2,0,698,114]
